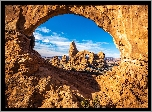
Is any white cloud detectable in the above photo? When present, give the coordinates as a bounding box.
[33,30,120,58]
[50,41,71,47]
[33,32,42,40]
[105,52,120,58]
[82,40,109,45]
[43,39,50,43]
[100,42,109,44]
[35,49,66,57]
[52,32,58,35]
[35,27,51,33]
[75,41,106,53]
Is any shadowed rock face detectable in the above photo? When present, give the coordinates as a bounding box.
[5,5,148,108]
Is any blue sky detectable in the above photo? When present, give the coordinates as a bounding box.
[33,14,120,58]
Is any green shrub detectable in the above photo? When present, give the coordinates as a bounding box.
[80,99,90,108]
[92,95,100,108]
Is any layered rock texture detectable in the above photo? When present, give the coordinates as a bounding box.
[5,5,148,108]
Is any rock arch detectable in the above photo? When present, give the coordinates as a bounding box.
[5,5,148,108]
[5,5,148,61]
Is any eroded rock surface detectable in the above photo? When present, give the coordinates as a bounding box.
[5,5,148,108]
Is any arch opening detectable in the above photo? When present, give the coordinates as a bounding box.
[33,13,120,74]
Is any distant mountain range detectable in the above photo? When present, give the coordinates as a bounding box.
[42,56,120,60]
[42,56,64,59]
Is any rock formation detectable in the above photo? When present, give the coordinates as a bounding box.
[5,5,148,108]
[71,49,105,71]
[50,56,60,67]
[69,41,79,60]
[60,55,68,65]
[50,42,105,72]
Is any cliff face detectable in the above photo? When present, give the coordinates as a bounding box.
[5,5,148,108]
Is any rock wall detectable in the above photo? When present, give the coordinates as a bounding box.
[5,5,148,108]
